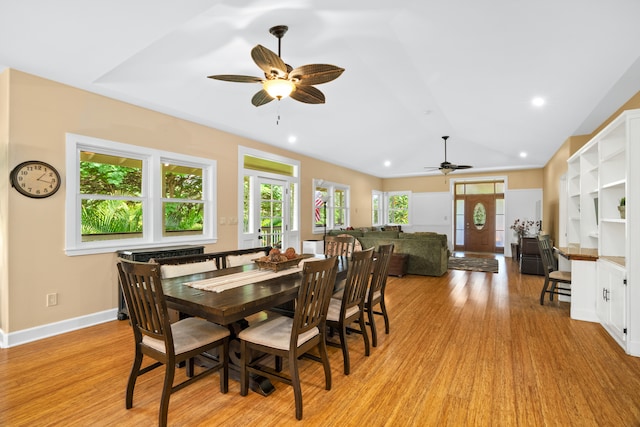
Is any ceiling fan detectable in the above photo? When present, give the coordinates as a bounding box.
[426,136,473,175]
[207,25,345,107]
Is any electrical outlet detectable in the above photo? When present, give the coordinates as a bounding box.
[46,293,58,307]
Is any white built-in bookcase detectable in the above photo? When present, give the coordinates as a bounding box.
[566,108,640,356]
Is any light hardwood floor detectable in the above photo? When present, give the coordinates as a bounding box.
[2,256,640,426]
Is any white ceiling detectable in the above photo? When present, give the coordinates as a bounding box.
[2,0,640,178]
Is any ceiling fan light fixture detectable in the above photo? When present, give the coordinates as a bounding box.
[440,167,453,175]
[263,79,295,99]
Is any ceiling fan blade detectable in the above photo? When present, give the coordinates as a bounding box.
[207,74,263,83]
[251,89,274,107]
[289,64,345,85]
[251,45,288,79]
[452,165,473,170]
[290,85,326,104]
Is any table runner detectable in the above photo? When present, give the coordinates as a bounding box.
[183,257,322,293]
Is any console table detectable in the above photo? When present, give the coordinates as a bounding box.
[519,237,544,275]
[116,245,204,319]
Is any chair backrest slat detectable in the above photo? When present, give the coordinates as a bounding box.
[324,235,356,259]
[341,247,375,314]
[369,244,394,300]
[536,235,557,277]
[118,260,172,345]
[291,257,339,344]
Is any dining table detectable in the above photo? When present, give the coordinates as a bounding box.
[161,255,349,395]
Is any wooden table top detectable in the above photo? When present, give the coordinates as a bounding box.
[162,257,348,325]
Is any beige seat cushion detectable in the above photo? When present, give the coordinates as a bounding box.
[160,260,217,279]
[549,270,572,282]
[226,252,264,268]
[326,297,360,322]
[143,317,229,355]
[238,315,319,350]
[367,290,381,303]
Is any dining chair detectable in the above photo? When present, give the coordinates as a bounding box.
[536,235,572,305]
[238,256,339,420]
[117,259,230,427]
[367,244,394,347]
[324,234,356,260]
[326,247,375,375]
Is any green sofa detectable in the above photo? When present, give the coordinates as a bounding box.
[328,229,448,276]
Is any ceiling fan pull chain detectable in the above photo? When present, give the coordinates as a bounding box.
[276,102,281,125]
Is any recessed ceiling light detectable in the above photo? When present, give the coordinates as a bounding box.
[288,135,297,143]
[531,97,545,107]
[384,160,391,167]
[520,152,528,158]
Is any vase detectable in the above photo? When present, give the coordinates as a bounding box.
[618,205,626,219]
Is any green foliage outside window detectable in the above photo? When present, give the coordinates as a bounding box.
[80,156,204,237]
[388,194,409,224]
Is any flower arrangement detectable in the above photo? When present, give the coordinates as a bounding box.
[510,219,541,238]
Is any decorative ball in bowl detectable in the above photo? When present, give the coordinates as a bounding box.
[253,248,305,272]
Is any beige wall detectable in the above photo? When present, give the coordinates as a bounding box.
[383,169,543,192]
[542,90,640,245]
[1,69,381,333]
[3,67,639,337]
[1,70,9,331]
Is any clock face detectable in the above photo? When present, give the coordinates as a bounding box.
[10,161,61,198]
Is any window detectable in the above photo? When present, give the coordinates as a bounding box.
[370,190,412,226]
[65,134,216,255]
[372,190,383,226]
[387,191,411,225]
[313,180,350,233]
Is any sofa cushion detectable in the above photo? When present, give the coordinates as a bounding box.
[328,229,364,238]
[363,230,399,239]
[355,231,448,277]
[227,251,264,267]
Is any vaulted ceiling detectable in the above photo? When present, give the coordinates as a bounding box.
[2,0,640,178]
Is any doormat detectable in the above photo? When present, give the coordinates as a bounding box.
[448,257,499,273]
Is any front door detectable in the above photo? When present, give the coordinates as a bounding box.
[464,194,496,253]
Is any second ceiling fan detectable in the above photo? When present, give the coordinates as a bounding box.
[208,25,345,107]
[426,136,473,175]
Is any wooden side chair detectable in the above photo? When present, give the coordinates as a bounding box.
[367,244,394,347]
[326,247,375,374]
[536,235,572,305]
[324,234,356,260]
[117,259,230,427]
[238,256,339,420]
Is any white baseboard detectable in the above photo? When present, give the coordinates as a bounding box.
[0,308,118,348]
[626,339,640,358]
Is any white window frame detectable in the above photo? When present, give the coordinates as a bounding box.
[65,133,217,256]
[371,190,412,226]
[313,179,350,234]
[238,146,300,250]
[372,190,384,227]
[386,191,412,226]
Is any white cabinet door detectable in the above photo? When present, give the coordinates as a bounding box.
[597,259,627,348]
[609,264,627,345]
[596,263,609,325]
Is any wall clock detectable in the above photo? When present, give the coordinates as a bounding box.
[10,160,61,198]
